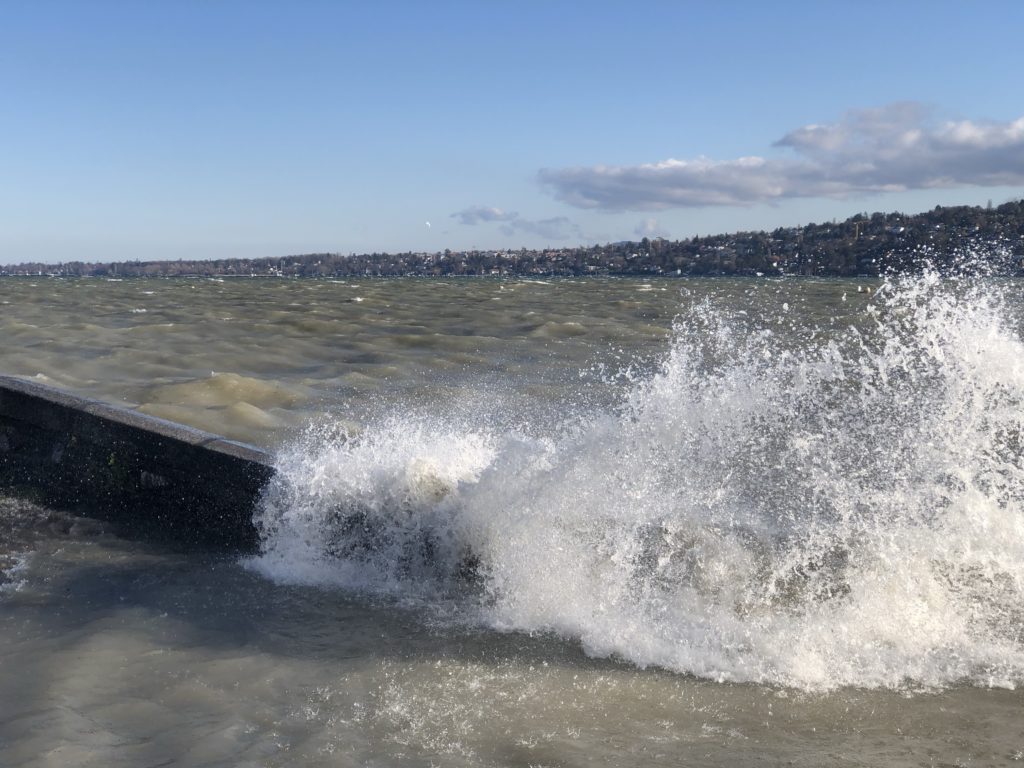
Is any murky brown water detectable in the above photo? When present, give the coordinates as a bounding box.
[0,276,872,446]
[3,496,1023,768]
[1,277,688,446]
[3,276,1024,766]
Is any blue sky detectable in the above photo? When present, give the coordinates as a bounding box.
[2,1,1023,264]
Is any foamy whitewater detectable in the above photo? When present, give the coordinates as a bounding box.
[249,271,1024,692]
[6,272,1024,765]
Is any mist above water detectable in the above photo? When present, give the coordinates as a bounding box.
[251,271,1024,691]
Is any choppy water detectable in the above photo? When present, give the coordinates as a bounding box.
[3,274,1024,765]
[0,277,684,447]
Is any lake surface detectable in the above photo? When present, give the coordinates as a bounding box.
[3,274,1024,766]
[0,277,689,447]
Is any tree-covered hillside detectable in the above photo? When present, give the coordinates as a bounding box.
[5,201,1023,278]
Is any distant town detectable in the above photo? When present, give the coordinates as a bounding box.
[5,201,1024,278]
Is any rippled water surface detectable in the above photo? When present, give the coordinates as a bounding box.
[0,277,690,446]
[3,275,1024,766]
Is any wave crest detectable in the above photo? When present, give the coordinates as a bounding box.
[249,272,1024,690]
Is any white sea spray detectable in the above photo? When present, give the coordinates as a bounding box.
[250,271,1024,690]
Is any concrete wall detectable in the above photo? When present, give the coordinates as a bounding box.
[0,376,274,551]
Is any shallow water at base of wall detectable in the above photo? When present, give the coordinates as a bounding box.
[2,496,1023,768]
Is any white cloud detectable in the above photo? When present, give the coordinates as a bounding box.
[539,103,1024,211]
[450,205,518,225]
[634,218,669,238]
[452,205,581,241]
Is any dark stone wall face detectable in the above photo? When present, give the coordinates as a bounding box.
[0,376,275,551]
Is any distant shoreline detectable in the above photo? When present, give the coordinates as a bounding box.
[4,201,1022,279]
